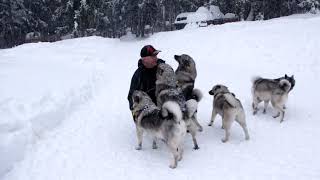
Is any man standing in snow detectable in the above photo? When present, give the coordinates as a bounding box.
[127,45,165,114]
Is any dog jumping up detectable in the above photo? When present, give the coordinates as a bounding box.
[156,63,202,149]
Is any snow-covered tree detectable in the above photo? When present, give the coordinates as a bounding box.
[298,0,320,13]
[1,0,318,48]
[0,0,29,48]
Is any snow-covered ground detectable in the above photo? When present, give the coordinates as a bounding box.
[1,14,320,180]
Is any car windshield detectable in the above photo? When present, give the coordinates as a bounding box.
[177,17,187,21]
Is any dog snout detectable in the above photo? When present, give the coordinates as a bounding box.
[209,90,214,95]
[174,55,180,61]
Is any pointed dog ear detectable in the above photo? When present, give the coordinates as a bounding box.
[291,75,294,79]
[174,55,181,62]
[285,74,288,78]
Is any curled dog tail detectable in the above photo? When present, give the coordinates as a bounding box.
[191,88,203,102]
[162,101,183,123]
[279,79,291,92]
[224,93,239,108]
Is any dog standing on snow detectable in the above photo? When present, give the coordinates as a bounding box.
[251,74,295,123]
[132,90,186,169]
[208,84,250,143]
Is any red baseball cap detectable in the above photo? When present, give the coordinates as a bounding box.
[140,45,161,57]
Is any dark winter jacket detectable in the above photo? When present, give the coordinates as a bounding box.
[127,59,165,110]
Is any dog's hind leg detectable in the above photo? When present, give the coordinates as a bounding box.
[135,126,143,150]
[273,104,285,123]
[252,97,261,115]
[273,112,280,118]
[188,123,199,150]
[168,144,179,169]
[263,100,269,114]
[222,114,234,143]
[271,101,285,122]
[191,132,200,150]
[208,108,217,126]
[178,144,184,161]
[195,120,203,132]
[236,112,250,141]
[152,138,158,149]
[280,111,285,123]
[192,113,203,132]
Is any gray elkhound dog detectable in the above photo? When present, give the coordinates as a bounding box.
[174,54,203,132]
[132,90,186,169]
[174,54,197,100]
[208,85,250,143]
[252,75,294,123]
[156,63,203,149]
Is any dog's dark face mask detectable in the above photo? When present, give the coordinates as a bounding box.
[284,74,295,90]
[209,85,229,96]
[208,89,215,96]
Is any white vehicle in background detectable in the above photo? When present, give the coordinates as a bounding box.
[174,5,238,30]
[174,12,194,29]
[174,6,217,29]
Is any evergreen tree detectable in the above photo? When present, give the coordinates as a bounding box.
[298,0,320,13]
[1,0,318,48]
[0,0,29,48]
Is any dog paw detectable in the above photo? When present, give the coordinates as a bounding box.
[193,145,200,150]
[198,127,203,132]
[221,138,228,143]
[169,164,177,169]
[152,145,158,149]
[135,146,142,150]
[208,123,213,126]
[273,115,280,118]
[263,110,266,114]
[245,136,250,140]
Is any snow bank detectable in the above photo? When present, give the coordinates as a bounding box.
[0,37,111,176]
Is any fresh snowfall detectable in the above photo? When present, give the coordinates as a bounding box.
[1,14,320,180]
